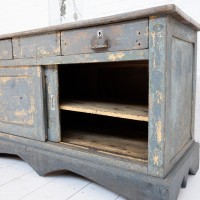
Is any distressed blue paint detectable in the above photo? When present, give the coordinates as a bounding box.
[148,15,167,178]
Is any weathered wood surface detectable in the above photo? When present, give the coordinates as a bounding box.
[0,4,198,42]
[45,65,61,142]
[165,37,193,168]
[61,19,148,55]
[148,15,197,178]
[62,129,148,161]
[0,49,149,66]
[0,6,198,199]
[60,100,148,121]
[13,32,61,59]
[0,66,46,141]
[0,39,13,60]
[164,16,196,176]
[148,15,167,178]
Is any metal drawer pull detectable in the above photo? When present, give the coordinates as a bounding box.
[91,30,109,49]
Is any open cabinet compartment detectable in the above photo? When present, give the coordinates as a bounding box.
[59,60,149,162]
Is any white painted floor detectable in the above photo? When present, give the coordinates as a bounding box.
[0,155,199,200]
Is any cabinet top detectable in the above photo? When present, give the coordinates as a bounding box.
[0,4,199,40]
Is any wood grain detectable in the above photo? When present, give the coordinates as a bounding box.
[62,129,148,161]
[60,100,148,122]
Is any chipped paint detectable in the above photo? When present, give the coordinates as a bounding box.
[156,90,164,103]
[156,120,162,143]
[92,59,98,63]
[13,33,60,59]
[38,49,52,56]
[14,109,34,125]
[0,77,12,84]
[151,32,156,47]
[148,16,167,177]
[153,59,156,68]
[138,51,144,56]
[37,66,41,77]
[149,15,159,20]
[157,32,164,38]
[153,154,159,166]
[15,110,27,117]
[108,52,125,61]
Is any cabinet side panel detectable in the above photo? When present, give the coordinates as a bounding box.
[164,17,197,175]
[167,38,193,162]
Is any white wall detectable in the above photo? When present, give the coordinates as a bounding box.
[0,0,199,142]
[0,0,49,34]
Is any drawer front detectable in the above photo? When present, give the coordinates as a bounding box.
[0,39,13,59]
[13,32,61,59]
[61,18,148,56]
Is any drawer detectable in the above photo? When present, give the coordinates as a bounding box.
[12,32,61,59]
[0,39,13,60]
[61,18,148,56]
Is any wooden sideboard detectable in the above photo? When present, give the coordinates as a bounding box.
[0,4,199,200]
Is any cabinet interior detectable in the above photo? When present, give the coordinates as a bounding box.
[58,61,149,162]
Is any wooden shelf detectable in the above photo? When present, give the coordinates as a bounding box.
[62,129,148,162]
[60,100,148,122]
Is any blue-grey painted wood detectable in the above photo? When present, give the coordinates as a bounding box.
[0,6,198,199]
[0,49,149,66]
[45,65,61,142]
[168,17,196,43]
[0,66,46,141]
[167,37,193,162]
[163,16,197,177]
[148,15,198,178]
[148,15,167,178]
[0,39,13,60]
[12,32,61,59]
[61,19,148,56]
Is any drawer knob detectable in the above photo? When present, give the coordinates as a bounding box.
[91,30,109,50]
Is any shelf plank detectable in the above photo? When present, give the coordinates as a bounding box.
[62,129,148,162]
[60,100,148,122]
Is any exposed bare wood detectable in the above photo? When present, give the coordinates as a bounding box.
[60,100,148,121]
[62,129,148,161]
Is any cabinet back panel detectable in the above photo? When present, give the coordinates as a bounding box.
[59,61,148,105]
[61,111,148,161]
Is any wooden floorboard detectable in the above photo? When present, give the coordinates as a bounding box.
[60,100,148,122]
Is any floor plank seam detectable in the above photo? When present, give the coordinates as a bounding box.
[17,176,61,200]
[115,195,120,200]
[0,170,33,187]
[65,181,92,200]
